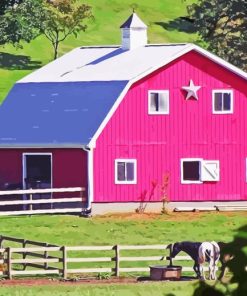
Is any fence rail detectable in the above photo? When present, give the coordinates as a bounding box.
[0,235,218,280]
[0,187,85,216]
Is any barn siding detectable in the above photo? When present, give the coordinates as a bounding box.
[94,51,247,202]
[0,149,88,196]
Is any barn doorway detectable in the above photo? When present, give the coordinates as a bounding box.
[22,153,52,209]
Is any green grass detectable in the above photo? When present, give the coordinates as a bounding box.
[0,0,198,103]
[0,212,245,246]
[0,281,197,296]
[0,212,245,295]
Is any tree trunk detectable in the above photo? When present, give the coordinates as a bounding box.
[53,41,59,60]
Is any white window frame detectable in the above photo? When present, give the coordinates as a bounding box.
[148,90,169,115]
[181,158,203,184]
[115,159,137,184]
[181,158,220,184]
[212,89,233,114]
[22,153,53,190]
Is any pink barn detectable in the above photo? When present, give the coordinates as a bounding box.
[0,13,247,214]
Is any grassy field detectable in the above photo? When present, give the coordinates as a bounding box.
[0,0,197,103]
[0,211,245,295]
[0,212,245,246]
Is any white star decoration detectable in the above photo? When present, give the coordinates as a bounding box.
[182,79,201,100]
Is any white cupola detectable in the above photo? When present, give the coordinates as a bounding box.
[120,12,147,50]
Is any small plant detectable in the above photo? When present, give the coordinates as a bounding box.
[135,180,158,214]
[161,172,170,214]
[97,272,111,280]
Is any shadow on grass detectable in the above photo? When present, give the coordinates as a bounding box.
[0,52,42,70]
[155,17,196,33]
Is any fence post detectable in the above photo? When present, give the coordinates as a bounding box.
[22,240,27,270]
[62,246,67,279]
[44,243,48,270]
[29,192,33,212]
[114,245,120,277]
[7,247,12,280]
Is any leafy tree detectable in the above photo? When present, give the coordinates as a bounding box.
[0,0,93,60]
[0,0,22,15]
[185,0,247,71]
[0,0,40,47]
[192,224,247,296]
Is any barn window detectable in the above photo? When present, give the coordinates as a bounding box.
[148,90,169,114]
[213,90,233,114]
[115,159,137,184]
[181,158,220,184]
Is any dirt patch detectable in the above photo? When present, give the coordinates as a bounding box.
[95,211,208,222]
[0,276,197,287]
[0,277,140,286]
[95,211,247,222]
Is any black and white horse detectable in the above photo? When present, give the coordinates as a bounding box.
[167,241,220,280]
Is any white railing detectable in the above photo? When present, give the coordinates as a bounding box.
[0,187,85,216]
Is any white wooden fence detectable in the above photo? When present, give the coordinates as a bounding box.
[0,187,85,216]
[0,235,203,280]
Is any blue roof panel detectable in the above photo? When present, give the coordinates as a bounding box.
[0,81,128,146]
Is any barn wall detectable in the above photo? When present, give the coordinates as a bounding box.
[0,148,87,197]
[94,50,247,202]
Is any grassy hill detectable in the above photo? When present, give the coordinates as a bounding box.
[0,0,197,103]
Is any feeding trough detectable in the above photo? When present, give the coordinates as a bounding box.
[149,265,182,281]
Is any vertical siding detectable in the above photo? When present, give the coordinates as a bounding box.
[94,51,247,202]
[0,149,88,199]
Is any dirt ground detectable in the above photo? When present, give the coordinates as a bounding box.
[95,211,242,222]
[0,277,147,286]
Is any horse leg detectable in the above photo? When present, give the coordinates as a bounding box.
[193,263,198,278]
[218,262,226,280]
[212,258,219,280]
[199,264,205,280]
[209,259,214,280]
[193,263,201,279]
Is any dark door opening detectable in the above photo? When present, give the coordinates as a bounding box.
[23,154,52,209]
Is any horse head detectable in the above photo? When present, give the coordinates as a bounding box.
[168,242,182,258]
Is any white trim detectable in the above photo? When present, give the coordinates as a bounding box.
[212,89,233,114]
[22,153,53,190]
[148,90,169,115]
[87,148,94,207]
[201,160,220,181]
[89,81,133,148]
[89,44,247,147]
[181,158,203,184]
[192,45,247,81]
[115,159,137,185]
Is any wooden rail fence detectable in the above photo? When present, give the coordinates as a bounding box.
[0,187,85,216]
[0,235,207,280]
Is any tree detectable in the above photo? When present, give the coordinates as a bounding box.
[0,0,40,47]
[0,0,22,15]
[0,0,93,60]
[185,0,247,71]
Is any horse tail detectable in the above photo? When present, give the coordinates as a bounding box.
[211,241,220,262]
